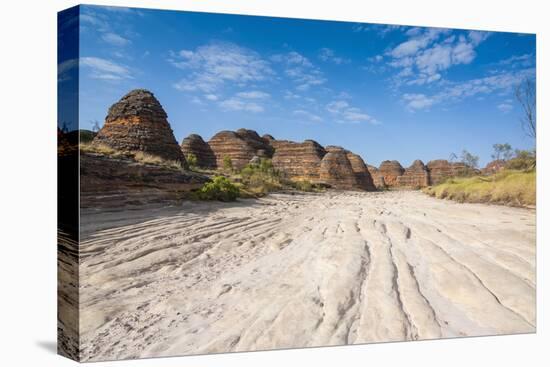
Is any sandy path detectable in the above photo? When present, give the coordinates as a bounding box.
[78,191,536,361]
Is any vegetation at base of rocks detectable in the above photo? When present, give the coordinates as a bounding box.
[423,169,535,207]
[195,176,240,202]
[222,156,233,172]
[185,153,198,169]
[80,143,183,170]
[287,180,329,192]
[505,149,536,170]
[236,158,283,197]
[79,129,96,143]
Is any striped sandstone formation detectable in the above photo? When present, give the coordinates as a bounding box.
[208,129,273,170]
[396,159,430,188]
[367,165,386,189]
[426,160,454,185]
[426,160,468,185]
[271,139,327,181]
[319,148,359,190]
[92,89,186,167]
[379,160,405,187]
[180,134,216,168]
[345,152,376,190]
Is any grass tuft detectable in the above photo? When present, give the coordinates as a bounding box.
[80,142,183,170]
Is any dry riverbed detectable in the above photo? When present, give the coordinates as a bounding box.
[78,191,536,361]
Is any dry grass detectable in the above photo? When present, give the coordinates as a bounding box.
[80,142,183,170]
[423,169,536,207]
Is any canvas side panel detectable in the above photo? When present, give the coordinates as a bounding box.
[57,5,80,362]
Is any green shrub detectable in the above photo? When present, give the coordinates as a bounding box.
[237,158,283,196]
[223,156,233,172]
[197,176,240,202]
[186,153,198,168]
[506,150,536,170]
[292,180,314,192]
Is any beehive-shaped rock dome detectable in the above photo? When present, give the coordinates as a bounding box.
[92,89,186,166]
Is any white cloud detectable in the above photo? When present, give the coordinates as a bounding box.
[219,97,264,113]
[190,96,204,105]
[402,93,436,110]
[401,68,534,110]
[318,48,349,64]
[204,94,219,101]
[170,42,274,93]
[468,31,491,46]
[368,55,384,63]
[326,100,350,113]
[284,91,301,100]
[272,51,326,91]
[235,91,270,99]
[80,57,132,80]
[326,100,379,124]
[101,32,131,47]
[387,28,490,86]
[80,14,107,29]
[497,53,534,67]
[293,110,323,122]
[497,103,513,113]
[58,59,78,82]
[353,23,404,37]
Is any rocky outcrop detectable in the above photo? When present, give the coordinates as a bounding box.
[180,134,216,168]
[379,160,405,187]
[346,152,376,191]
[397,160,430,188]
[208,129,272,170]
[482,160,506,175]
[92,89,186,167]
[319,148,359,190]
[261,134,275,144]
[367,165,386,189]
[271,139,327,181]
[426,160,470,185]
[80,152,208,208]
[426,160,454,185]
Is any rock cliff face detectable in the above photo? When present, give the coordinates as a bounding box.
[426,160,454,185]
[482,160,506,175]
[271,139,327,181]
[208,129,272,170]
[367,165,386,189]
[397,159,430,188]
[319,148,360,190]
[379,160,405,187]
[346,152,377,191]
[92,89,186,167]
[80,152,208,208]
[180,134,216,168]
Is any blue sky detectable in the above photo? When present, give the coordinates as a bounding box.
[61,5,536,167]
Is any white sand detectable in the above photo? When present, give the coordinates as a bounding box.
[78,191,535,361]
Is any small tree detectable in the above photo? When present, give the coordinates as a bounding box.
[90,120,100,133]
[222,156,233,172]
[491,143,513,161]
[461,149,479,168]
[449,152,458,163]
[515,78,536,139]
[186,153,198,168]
